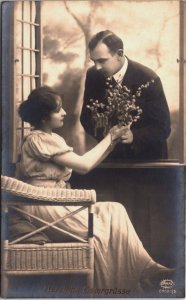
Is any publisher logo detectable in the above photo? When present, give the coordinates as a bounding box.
[160,279,175,289]
[159,279,176,295]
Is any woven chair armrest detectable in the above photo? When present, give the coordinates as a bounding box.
[4,242,91,249]
[1,176,96,204]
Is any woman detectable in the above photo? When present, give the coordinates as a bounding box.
[16,86,173,291]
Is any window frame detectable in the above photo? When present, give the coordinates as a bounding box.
[10,1,42,163]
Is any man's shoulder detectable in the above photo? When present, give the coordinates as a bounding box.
[127,58,158,80]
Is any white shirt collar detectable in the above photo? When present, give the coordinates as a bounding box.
[113,56,128,83]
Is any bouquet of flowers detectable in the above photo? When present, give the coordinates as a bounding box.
[86,78,155,136]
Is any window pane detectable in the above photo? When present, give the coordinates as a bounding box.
[23,23,31,48]
[23,1,30,21]
[23,77,31,99]
[31,1,36,23]
[23,49,31,74]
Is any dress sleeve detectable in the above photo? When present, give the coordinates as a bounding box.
[25,132,73,161]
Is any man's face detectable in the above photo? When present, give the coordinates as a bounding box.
[90,42,122,77]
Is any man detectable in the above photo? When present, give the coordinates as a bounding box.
[80,30,171,161]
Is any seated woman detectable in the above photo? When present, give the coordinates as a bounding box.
[16,86,174,291]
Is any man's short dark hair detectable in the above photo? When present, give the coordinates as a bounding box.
[88,30,123,53]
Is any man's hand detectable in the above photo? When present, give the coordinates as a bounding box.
[121,127,133,144]
[109,125,127,142]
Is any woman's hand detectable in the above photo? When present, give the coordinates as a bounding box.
[109,125,128,145]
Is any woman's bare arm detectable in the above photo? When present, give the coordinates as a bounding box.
[52,126,124,174]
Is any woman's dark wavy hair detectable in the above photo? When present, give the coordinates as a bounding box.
[88,30,123,53]
[18,86,61,128]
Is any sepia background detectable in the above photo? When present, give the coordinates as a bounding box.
[1,2,184,297]
[42,0,180,159]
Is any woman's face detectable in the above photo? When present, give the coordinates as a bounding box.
[45,96,66,129]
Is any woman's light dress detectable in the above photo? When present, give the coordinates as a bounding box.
[16,130,154,290]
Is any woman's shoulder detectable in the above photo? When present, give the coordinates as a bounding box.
[25,130,48,140]
[51,132,66,142]
[23,130,73,158]
[25,130,65,144]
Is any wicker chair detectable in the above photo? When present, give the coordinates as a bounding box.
[1,175,96,298]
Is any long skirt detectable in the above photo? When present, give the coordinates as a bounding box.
[22,183,154,290]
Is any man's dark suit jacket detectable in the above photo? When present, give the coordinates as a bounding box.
[80,58,171,161]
